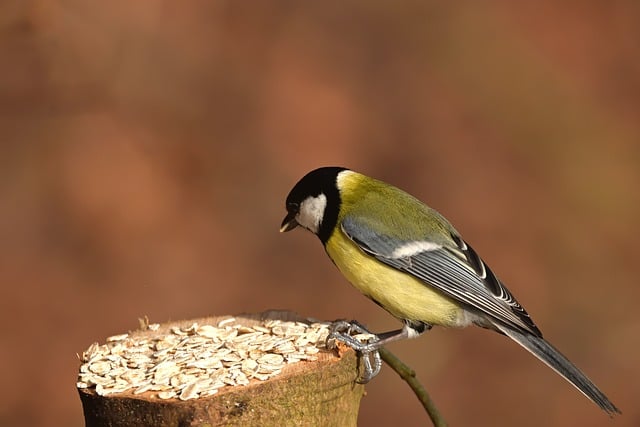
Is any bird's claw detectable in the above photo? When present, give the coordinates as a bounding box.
[326,320,383,383]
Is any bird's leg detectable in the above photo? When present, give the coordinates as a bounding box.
[326,319,382,383]
[327,320,430,383]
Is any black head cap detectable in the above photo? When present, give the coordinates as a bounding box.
[281,166,347,243]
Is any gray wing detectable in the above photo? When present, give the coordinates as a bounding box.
[341,215,541,336]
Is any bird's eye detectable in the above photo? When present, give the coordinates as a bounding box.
[286,202,299,212]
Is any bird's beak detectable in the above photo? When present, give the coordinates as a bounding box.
[280,212,299,233]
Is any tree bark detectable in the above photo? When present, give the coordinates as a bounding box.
[78,311,365,427]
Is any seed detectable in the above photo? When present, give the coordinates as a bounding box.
[217,318,236,327]
[179,382,200,400]
[106,333,129,342]
[257,353,284,365]
[77,318,331,400]
[158,390,177,400]
[89,360,112,376]
[196,325,219,338]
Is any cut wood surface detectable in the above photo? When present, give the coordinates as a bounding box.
[78,311,365,427]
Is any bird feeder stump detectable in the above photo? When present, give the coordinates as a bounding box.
[77,311,365,427]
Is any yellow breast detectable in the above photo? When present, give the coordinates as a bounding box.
[326,230,467,328]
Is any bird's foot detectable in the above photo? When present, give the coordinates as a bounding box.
[326,319,383,383]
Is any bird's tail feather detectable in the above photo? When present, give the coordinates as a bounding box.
[495,324,620,415]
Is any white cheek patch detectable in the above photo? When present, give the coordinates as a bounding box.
[391,241,441,259]
[297,194,327,234]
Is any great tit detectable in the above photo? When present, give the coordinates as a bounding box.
[280,166,619,415]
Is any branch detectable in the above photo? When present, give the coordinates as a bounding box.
[379,348,448,427]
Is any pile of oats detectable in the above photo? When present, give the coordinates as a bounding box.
[77,318,331,401]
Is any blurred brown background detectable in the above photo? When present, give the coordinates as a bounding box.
[1,1,638,426]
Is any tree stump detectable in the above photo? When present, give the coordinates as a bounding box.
[77,311,365,426]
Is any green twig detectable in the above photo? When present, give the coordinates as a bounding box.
[379,348,448,427]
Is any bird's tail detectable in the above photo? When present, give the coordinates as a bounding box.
[494,324,620,416]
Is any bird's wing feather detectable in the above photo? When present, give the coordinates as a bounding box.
[341,215,541,336]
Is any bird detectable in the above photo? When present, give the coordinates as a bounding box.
[280,166,620,416]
